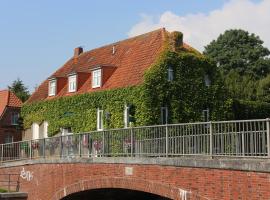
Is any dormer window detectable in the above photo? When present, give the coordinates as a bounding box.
[68,74,77,92]
[92,69,102,88]
[49,79,56,96]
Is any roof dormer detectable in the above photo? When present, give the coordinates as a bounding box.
[90,65,116,89]
[68,73,77,93]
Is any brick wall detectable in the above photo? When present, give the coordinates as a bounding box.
[0,163,269,200]
[0,107,22,144]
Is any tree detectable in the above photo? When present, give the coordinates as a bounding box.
[204,29,270,78]
[257,74,270,103]
[8,78,30,102]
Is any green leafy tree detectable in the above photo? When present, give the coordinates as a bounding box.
[8,78,30,102]
[257,75,270,103]
[204,29,270,78]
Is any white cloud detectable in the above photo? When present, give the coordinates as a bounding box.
[128,0,270,52]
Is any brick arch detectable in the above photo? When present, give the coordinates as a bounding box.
[52,177,189,200]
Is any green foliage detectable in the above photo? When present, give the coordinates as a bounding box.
[22,87,150,136]
[224,71,258,101]
[257,74,270,103]
[204,29,270,78]
[232,100,270,119]
[143,50,227,124]
[0,188,8,193]
[8,78,30,102]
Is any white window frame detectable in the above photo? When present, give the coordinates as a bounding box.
[124,105,130,128]
[32,123,39,140]
[202,108,210,122]
[168,67,173,81]
[11,113,19,125]
[48,79,57,96]
[97,108,103,131]
[68,74,77,92]
[61,127,72,136]
[161,107,168,125]
[92,69,102,88]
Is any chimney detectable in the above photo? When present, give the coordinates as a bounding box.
[74,47,83,57]
[170,31,183,51]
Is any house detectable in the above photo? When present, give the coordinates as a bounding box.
[0,90,23,144]
[22,28,224,139]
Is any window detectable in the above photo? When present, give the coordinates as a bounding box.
[168,67,173,81]
[204,74,211,87]
[124,105,130,128]
[11,113,19,125]
[49,79,56,96]
[68,74,77,92]
[4,135,13,144]
[202,108,210,122]
[32,123,39,140]
[61,127,72,136]
[97,108,103,131]
[92,69,102,88]
[161,107,168,124]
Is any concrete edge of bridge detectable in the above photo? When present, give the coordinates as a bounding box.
[1,156,270,173]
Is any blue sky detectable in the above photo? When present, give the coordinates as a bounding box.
[0,0,268,91]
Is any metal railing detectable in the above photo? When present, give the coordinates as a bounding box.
[0,119,269,162]
[0,174,20,192]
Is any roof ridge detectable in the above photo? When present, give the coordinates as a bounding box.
[78,28,166,58]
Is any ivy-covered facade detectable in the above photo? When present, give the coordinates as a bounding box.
[22,29,226,138]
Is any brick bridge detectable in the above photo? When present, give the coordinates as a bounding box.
[0,157,270,200]
[0,119,270,199]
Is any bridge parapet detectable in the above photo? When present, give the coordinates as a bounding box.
[0,118,270,163]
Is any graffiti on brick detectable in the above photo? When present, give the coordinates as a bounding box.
[20,167,34,181]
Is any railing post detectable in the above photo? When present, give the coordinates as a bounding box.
[209,121,213,158]
[130,128,133,157]
[60,136,63,158]
[29,140,32,160]
[1,144,3,163]
[165,124,168,157]
[79,134,82,157]
[43,138,46,159]
[267,118,270,158]
[102,131,105,157]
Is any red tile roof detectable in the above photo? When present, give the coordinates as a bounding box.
[27,28,193,104]
[0,90,23,118]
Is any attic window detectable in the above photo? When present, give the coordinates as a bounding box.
[48,79,56,96]
[68,74,77,92]
[92,69,102,88]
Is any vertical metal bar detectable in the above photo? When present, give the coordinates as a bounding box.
[209,121,213,157]
[43,138,46,159]
[165,125,168,157]
[266,118,270,158]
[79,134,82,157]
[130,128,133,157]
[60,136,63,158]
[242,130,245,156]
[1,144,3,163]
[29,140,32,160]
[102,131,105,157]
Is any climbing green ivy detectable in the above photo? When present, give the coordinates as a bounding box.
[22,33,228,136]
